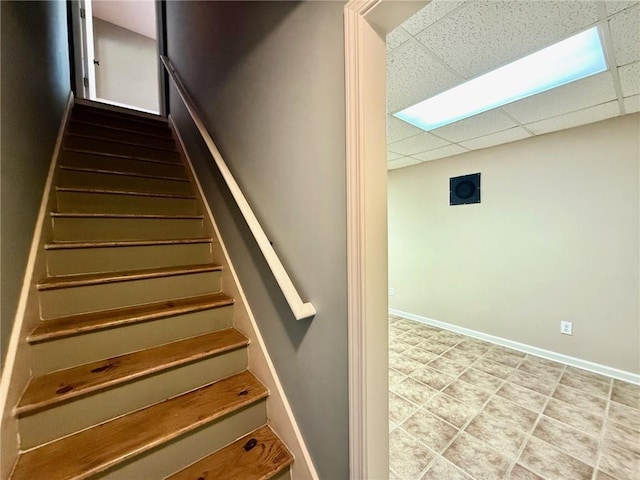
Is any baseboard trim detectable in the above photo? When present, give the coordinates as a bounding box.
[170,115,319,480]
[389,308,640,385]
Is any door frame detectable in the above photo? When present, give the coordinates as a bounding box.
[68,0,166,115]
[70,0,96,100]
[344,1,426,477]
[155,0,168,116]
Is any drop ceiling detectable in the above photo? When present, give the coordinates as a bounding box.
[386,0,640,170]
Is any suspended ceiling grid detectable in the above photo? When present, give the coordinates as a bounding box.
[386,0,640,170]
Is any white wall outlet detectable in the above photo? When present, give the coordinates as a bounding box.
[560,321,573,335]
[389,287,395,296]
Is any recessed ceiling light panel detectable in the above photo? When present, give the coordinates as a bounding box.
[394,26,608,132]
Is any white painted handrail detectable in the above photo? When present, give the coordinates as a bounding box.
[161,56,316,321]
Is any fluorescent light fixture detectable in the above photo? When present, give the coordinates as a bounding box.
[394,26,607,131]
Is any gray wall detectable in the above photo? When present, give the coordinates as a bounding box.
[389,113,640,373]
[0,0,70,366]
[166,2,348,478]
[93,18,159,112]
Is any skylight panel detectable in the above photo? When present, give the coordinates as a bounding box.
[394,26,608,132]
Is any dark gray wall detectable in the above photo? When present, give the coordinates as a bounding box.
[1,0,70,366]
[165,2,348,478]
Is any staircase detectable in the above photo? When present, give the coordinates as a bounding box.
[9,103,293,480]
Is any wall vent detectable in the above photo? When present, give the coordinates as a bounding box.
[450,173,481,205]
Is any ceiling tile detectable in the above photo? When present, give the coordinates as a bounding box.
[386,27,411,51]
[430,109,517,143]
[525,101,621,135]
[416,1,598,79]
[459,126,532,150]
[387,39,464,112]
[387,115,425,143]
[387,0,637,164]
[387,156,422,170]
[401,0,464,36]
[502,72,617,124]
[609,5,640,66]
[606,1,639,16]
[619,61,640,96]
[388,151,403,162]
[624,94,640,113]
[388,131,451,155]
[412,144,468,162]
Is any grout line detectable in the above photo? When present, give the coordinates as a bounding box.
[391,318,517,478]
[596,2,626,116]
[592,379,614,479]
[388,314,639,480]
[392,309,640,384]
[506,359,565,478]
[392,424,442,479]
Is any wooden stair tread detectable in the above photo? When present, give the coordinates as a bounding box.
[51,212,202,219]
[13,103,293,479]
[69,119,173,139]
[60,165,190,183]
[38,263,222,291]
[73,103,169,126]
[56,186,196,199]
[167,425,293,480]
[10,371,268,480]
[63,148,184,166]
[28,292,234,343]
[16,328,249,416]
[66,132,178,152]
[45,238,213,250]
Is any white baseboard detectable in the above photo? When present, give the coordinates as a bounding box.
[389,308,640,386]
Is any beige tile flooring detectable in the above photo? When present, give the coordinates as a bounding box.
[388,315,640,480]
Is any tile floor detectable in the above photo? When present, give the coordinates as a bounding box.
[388,315,640,480]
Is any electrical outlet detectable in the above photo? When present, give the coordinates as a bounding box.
[560,321,573,335]
[389,287,395,296]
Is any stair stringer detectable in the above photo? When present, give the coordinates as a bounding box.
[171,116,319,480]
[0,92,75,480]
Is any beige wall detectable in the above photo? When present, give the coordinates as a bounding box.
[93,18,159,112]
[166,2,349,478]
[389,113,640,373]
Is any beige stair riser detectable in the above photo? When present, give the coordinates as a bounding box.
[56,190,197,215]
[39,270,221,318]
[271,469,292,480]
[72,111,171,137]
[166,425,293,480]
[68,122,176,149]
[46,243,213,276]
[31,306,233,374]
[61,151,187,178]
[93,402,267,480]
[19,348,248,449]
[65,136,180,163]
[58,169,193,196]
[51,216,205,241]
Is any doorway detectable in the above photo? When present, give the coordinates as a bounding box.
[71,0,161,114]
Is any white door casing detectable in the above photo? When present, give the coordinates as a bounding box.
[344,1,427,478]
[71,0,97,100]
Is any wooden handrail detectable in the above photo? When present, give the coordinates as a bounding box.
[161,56,316,321]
